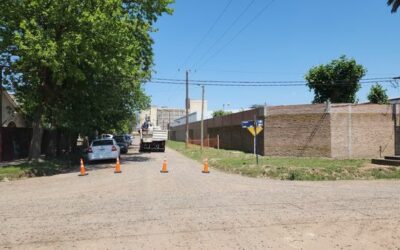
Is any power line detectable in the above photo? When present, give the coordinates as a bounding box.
[153,77,305,84]
[180,0,234,68]
[151,77,396,84]
[147,79,396,87]
[190,0,257,70]
[196,0,276,69]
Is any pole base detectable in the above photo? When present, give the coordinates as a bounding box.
[78,173,88,176]
[160,170,169,173]
[114,171,122,174]
[202,171,210,174]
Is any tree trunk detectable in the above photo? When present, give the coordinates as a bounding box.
[45,130,56,158]
[70,133,79,154]
[28,116,43,161]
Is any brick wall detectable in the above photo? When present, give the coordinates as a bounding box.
[170,108,264,154]
[169,103,396,158]
[330,104,395,158]
[264,104,331,157]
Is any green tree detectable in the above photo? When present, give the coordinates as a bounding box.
[388,0,400,13]
[305,55,366,104]
[367,83,389,104]
[212,110,232,118]
[0,0,173,160]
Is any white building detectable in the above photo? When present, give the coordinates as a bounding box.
[138,99,208,130]
[1,91,27,127]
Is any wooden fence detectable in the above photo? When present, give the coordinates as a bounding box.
[188,135,220,149]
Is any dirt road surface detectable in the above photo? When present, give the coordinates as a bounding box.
[1,142,399,249]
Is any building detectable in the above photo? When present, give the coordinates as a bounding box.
[156,108,186,130]
[170,103,397,159]
[1,91,27,127]
[137,99,207,130]
[170,110,213,127]
[137,106,158,129]
[389,97,400,104]
[188,99,207,115]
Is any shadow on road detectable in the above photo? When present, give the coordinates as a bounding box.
[85,145,152,169]
[121,149,151,163]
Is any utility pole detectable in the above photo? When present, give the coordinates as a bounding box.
[201,85,205,152]
[168,111,171,140]
[254,114,259,165]
[185,70,189,148]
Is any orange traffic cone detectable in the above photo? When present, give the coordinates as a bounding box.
[202,158,210,174]
[160,158,168,173]
[79,158,88,176]
[114,157,122,174]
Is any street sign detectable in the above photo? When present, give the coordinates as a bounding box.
[241,120,263,128]
[242,118,263,165]
[247,126,263,136]
[241,121,253,128]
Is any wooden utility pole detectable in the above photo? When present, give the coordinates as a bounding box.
[201,85,205,151]
[254,114,259,165]
[185,70,189,148]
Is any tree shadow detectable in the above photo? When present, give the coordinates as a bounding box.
[122,151,151,163]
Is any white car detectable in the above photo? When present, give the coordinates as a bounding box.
[87,139,120,162]
[100,134,113,139]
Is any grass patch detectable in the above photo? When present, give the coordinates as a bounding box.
[0,160,75,181]
[167,140,400,181]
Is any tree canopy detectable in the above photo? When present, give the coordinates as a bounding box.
[0,0,173,159]
[367,83,389,104]
[305,56,366,104]
[388,0,400,13]
[212,110,232,118]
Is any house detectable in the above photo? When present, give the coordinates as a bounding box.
[1,91,27,127]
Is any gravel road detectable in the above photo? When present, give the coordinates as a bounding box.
[1,141,399,249]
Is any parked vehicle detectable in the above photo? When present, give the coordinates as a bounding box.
[113,135,129,154]
[100,134,113,139]
[124,134,132,145]
[87,139,120,162]
[139,119,167,152]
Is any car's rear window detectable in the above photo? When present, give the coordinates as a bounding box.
[114,136,124,142]
[92,140,113,146]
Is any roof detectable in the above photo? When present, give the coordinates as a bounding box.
[2,91,19,109]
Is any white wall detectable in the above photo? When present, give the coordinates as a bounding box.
[1,92,27,127]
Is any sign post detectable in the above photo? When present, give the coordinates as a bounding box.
[241,118,263,165]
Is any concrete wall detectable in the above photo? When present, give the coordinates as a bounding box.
[330,104,395,158]
[189,99,207,115]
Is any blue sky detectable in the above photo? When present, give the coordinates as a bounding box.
[145,0,400,111]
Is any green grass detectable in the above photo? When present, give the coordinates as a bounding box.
[0,160,74,181]
[167,140,400,181]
